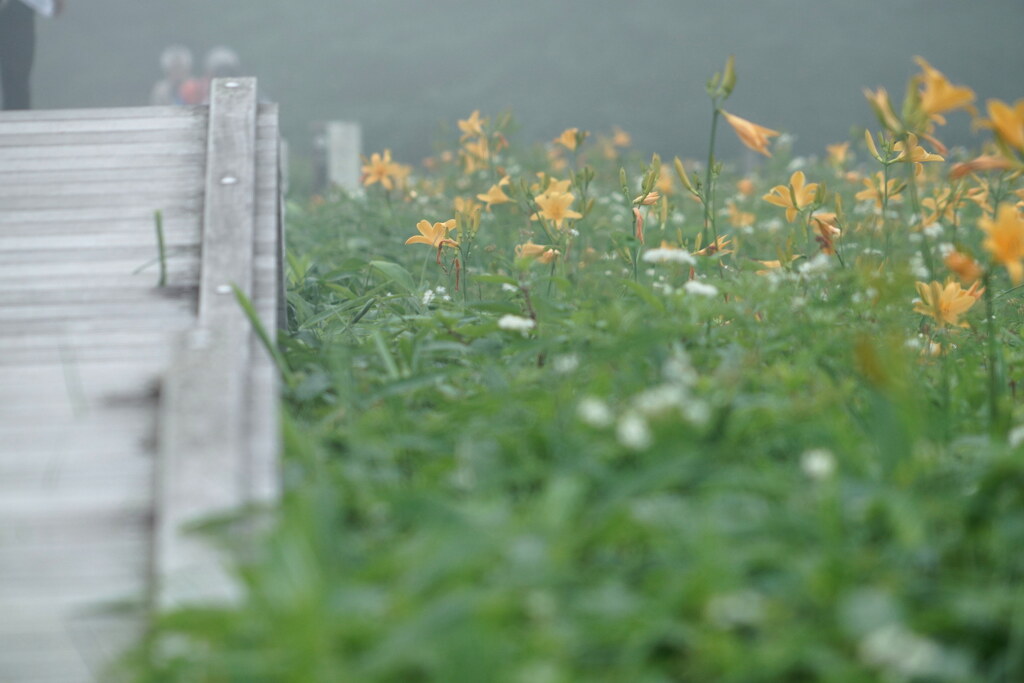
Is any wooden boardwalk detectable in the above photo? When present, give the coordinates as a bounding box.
[0,79,282,681]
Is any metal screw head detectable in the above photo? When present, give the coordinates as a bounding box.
[220,175,238,186]
[224,81,240,89]
[216,284,232,295]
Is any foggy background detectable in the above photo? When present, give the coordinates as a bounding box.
[31,0,1024,169]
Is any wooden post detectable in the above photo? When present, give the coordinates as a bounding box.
[155,78,259,608]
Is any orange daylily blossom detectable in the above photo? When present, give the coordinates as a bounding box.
[944,250,984,284]
[863,87,903,132]
[855,171,904,209]
[554,128,587,151]
[476,178,511,210]
[721,110,780,157]
[921,187,959,226]
[612,126,632,147]
[655,172,675,196]
[893,133,944,163]
[453,196,482,221]
[763,171,819,222]
[633,191,662,206]
[362,150,401,190]
[950,155,1014,180]
[892,133,944,175]
[736,178,755,197]
[515,241,560,264]
[810,212,841,254]
[914,57,976,124]
[405,219,458,249]
[826,142,851,166]
[965,178,994,215]
[695,234,734,257]
[532,190,583,229]
[980,204,1024,284]
[458,110,486,140]
[913,280,980,328]
[632,208,645,244]
[727,200,754,227]
[754,255,802,275]
[530,176,572,195]
[981,99,1024,152]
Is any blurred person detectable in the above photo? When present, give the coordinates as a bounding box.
[149,44,193,106]
[177,46,241,105]
[0,0,64,110]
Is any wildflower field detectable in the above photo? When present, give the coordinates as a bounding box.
[134,59,1024,681]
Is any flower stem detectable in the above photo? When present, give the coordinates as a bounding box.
[983,271,1004,435]
[703,105,721,247]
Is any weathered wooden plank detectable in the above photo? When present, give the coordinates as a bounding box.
[0,177,203,199]
[156,78,260,609]
[0,141,205,162]
[0,127,204,148]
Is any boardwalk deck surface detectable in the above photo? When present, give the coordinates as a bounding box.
[0,79,282,682]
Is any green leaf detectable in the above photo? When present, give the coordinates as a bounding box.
[369,260,417,294]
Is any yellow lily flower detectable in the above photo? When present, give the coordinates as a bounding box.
[893,133,944,169]
[633,191,662,206]
[362,149,401,190]
[944,250,983,285]
[458,110,486,140]
[476,182,511,210]
[612,126,632,147]
[530,175,573,195]
[405,219,459,248]
[532,190,583,229]
[721,110,780,157]
[515,241,560,264]
[554,127,587,151]
[980,204,1024,284]
[854,171,904,209]
[727,200,754,227]
[863,87,903,132]
[762,171,818,222]
[982,99,1024,152]
[913,280,979,328]
[826,142,850,166]
[915,57,975,123]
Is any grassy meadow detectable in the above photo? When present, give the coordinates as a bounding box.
[124,59,1024,681]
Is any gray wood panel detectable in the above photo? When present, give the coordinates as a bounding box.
[0,83,281,682]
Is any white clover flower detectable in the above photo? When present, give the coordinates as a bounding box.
[859,625,947,680]
[798,252,832,276]
[923,222,944,238]
[643,247,696,265]
[684,280,718,297]
[801,448,836,480]
[663,349,697,386]
[616,412,652,450]
[705,591,766,630]
[681,400,711,426]
[910,253,930,279]
[937,242,955,257]
[552,354,580,374]
[787,156,807,171]
[764,218,784,232]
[498,314,536,334]
[421,289,436,305]
[633,384,686,416]
[577,397,613,428]
[501,282,519,293]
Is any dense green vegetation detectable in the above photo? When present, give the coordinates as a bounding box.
[122,59,1024,681]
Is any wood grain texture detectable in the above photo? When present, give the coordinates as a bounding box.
[0,83,282,681]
